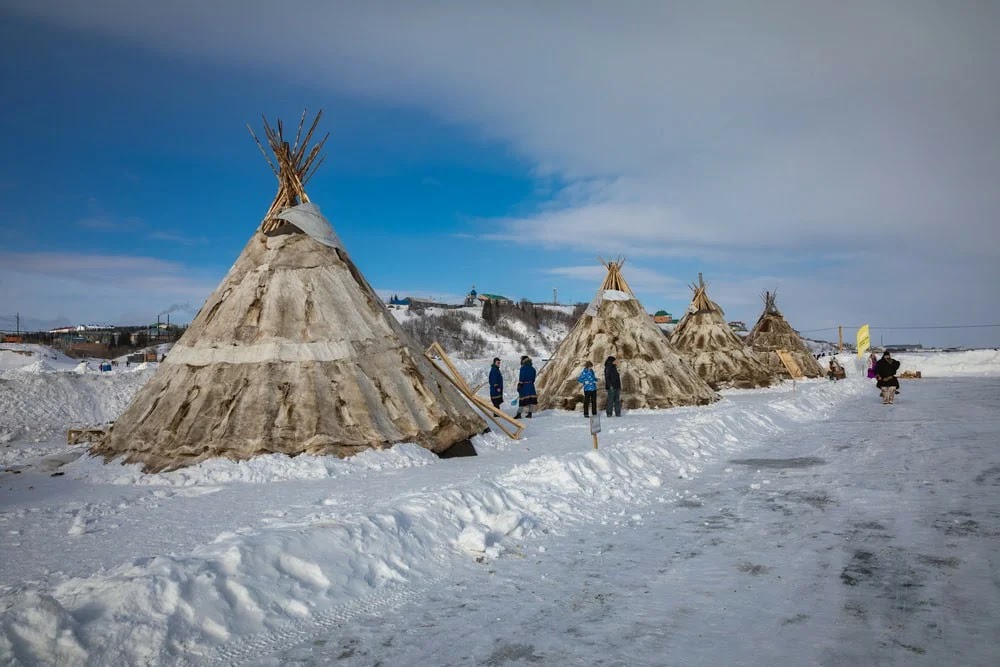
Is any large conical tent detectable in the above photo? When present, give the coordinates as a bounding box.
[92,111,486,472]
[745,291,824,379]
[536,259,718,411]
[669,274,779,390]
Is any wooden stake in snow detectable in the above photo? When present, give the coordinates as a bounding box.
[590,414,601,450]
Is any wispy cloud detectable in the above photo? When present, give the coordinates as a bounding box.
[148,231,209,245]
[546,264,690,300]
[73,197,143,232]
[0,251,218,325]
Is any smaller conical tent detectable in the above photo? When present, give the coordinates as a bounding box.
[536,259,718,411]
[670,274,778,390]
[745,291,824,379]
[92,111,486,472]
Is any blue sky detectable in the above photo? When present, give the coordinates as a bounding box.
[1,2,998,348]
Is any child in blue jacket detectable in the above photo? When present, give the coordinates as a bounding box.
[577,361,598,417]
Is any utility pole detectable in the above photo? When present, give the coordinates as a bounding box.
[15,312,19,336]
[838,325,843,353]
[553,288,558,305]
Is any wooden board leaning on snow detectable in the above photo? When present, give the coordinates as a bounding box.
[775,349,805,379]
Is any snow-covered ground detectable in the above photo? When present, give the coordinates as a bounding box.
[1,350,998,665]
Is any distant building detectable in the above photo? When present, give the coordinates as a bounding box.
[478,293,513,305]
[406,297,463,310]
[464,285,479,307]
[652,310,673,324]
[728,320,747,332]
[388,294,410,306]
[885,344,923,352]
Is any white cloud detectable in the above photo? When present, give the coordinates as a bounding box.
[6,0,1000,343]
[0,252,218,326]
[546,264,690,300]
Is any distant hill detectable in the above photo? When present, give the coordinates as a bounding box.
[389,302,581,359]
[388,302,842,360]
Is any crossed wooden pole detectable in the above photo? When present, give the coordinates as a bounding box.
[424,342,524,440]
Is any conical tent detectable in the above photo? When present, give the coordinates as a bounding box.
[92,112,486,472]
[669,274,778,390]
[536,259,718,411]
[745,291,824,379]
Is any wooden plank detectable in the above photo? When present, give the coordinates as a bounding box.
[425,342,524,440]
[776,349,805,379]
[67,428,107,445]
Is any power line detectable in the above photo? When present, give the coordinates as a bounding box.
[798,323,1000,333]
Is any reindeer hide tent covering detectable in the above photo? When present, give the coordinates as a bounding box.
[669,275,779,390]
[92,112,486,472]
[536,259,718,411]
[745,291,824,379]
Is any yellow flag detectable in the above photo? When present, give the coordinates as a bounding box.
[856,324,870,358]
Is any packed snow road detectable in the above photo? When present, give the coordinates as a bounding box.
[261,377,1000,666]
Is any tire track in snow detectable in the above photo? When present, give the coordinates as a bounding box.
[203,575,444,666]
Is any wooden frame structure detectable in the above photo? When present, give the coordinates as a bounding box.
[248,109,330,233]
[598,257,633,294]
[689,272,715,312]
[424,342,523,440]
[68,427,108,445]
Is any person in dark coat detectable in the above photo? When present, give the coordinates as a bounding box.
[489,357,504,409]
[514,356,537,419]
[604,356,622,417]
[874,351,901,404]
[577,361,598,418]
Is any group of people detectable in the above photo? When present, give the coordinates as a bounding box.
[489,355,540,420]
[487,355,624,421]
[576,356,622,418]
[869,351,901,404]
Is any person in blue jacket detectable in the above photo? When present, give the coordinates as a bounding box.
[577,360,598,417]
[514,355,537,419]
[489,357,504,409]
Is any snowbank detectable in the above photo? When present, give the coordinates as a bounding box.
[0,378,868,664]
[72,442,442,486]
[0,344,76,372]
[890,349,1000,377]
[0,368,156,459]
[2,341,999,663]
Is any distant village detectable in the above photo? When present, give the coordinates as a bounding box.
[0,285,759,360]
[388,285,750,332]
[1,316,181,362]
